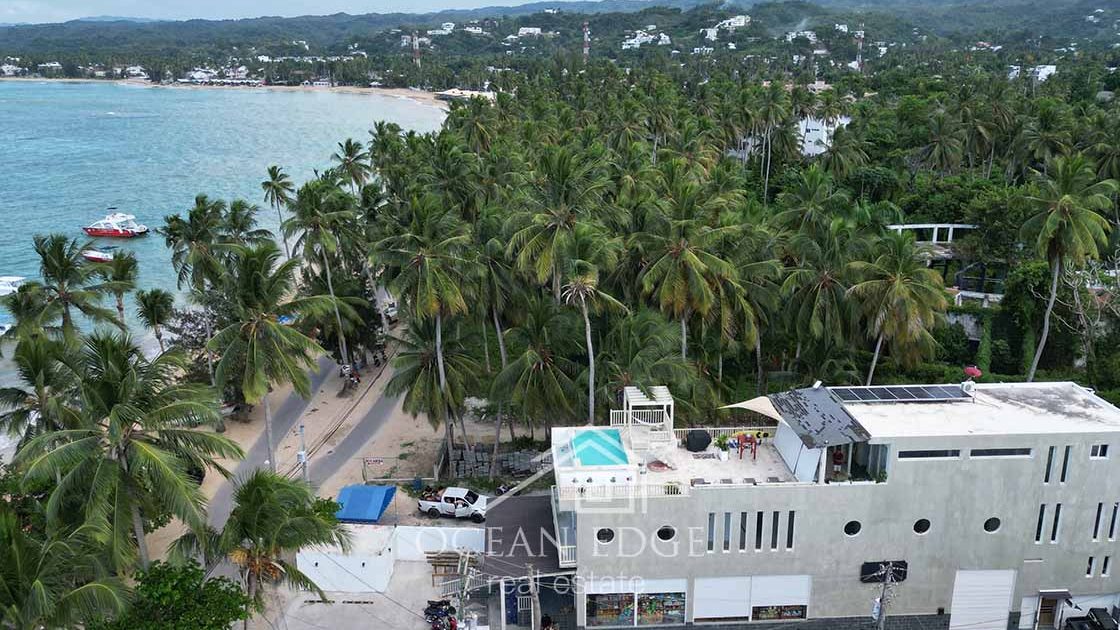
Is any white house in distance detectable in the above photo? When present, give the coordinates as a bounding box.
[1009,64,1058,82]
[622,30,672,50]
[801,115,851,156]
[786,30,818,43]
[716,14,750,31]
[701,27,718,41]
[518,26,543,37]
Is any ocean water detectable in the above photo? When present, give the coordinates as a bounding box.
[0,80,446,460]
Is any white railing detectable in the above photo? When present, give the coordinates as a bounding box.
[609,409,668,427]
[437,574,488,597]
[672,426,771,443]
[555,482,689,500]
[559,545,577,566]
[886,223,976,244]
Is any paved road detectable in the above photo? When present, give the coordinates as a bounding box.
[207,355,335,528]
[306,387,402,486]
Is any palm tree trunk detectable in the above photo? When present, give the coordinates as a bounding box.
[489,406,503,480]
[244,571,258,630]
[581,300,595,426]
[866,333,884,386]
[434,312,469,452]
[755,336,765,395]
[276,205,292,258]
[322,251,350,366]
[680,316,688,359]
[202,310,216,386]
[155,327,165,353]
[493,307,508,368]
[763,127,773,203]
[116,293,126,326]
[507,413,516,441]
[1027,258,1061,382]
[131,503,150,569]
[482,317,491,373]
[263,393,276,472]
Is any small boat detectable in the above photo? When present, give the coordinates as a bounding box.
[82,211,149,238]
[0,276,26,297]
[81,248,116,263]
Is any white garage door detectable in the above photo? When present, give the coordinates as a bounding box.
[950,570,1016,630]
[693,576,752,620]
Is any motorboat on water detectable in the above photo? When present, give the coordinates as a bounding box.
[81,247,117,263]
[0,276,26,297]
[82,211,149,238]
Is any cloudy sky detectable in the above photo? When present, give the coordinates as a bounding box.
[2,0,539,24]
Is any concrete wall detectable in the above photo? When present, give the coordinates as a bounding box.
[394,525,486,561]
[298,549,394,592]
[563,429,1120,626]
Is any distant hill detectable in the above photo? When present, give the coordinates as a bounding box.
[74,16,162,23]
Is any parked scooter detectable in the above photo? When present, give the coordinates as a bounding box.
[424,600,457,629]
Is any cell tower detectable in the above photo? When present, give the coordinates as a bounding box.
[412,30,421,68]
[855,22,865,72]
[583,22,590,64]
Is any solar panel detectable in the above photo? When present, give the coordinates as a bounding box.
[829,384,973,404]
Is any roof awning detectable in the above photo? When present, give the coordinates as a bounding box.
[1038,588,1072,600]
[726,386,870,449]
[721,396,782,421]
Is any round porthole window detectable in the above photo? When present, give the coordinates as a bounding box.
[913,519,931,535]
[983,517,1001,533]
[844,520,862,536]
[656,526,676,541]
[596,528,615,544]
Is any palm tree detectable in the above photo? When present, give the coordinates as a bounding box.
[375,196,476,449]
[284,179,359,367]
[261,165,295,257]
[171,470,350,630]
[1021,154,1116,381]
[32,234,117,333]
[922,110,966,175]
[563,260,626,425]
[848,233,948,385]
[0,508,128,630]
[222,200,272,246]
[774,165,850,236]
[758,83,791,200]
[98,251,139,326]
[209,243,339,472]
[781,225,866,351]
[135,288,175,353]
[0,333,80,444]
[596,309,694,407]
[820,126,869,181]
[1,283,62,340]
[16,332,242,571]
[332,138,370,194]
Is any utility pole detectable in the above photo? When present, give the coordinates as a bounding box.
[876,561,895,630]
[298,423,309,483]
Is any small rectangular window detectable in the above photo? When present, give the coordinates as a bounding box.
[1110,503,1119,541]
[1060,445,1072,482]
[739,512,748,551]
[755,512,763,550]
[1044,446,1056,483]
[1103,556,1112,577]
[770,510,780,550]
[706,512,715,552]
[786,510,796,550]
[1093,502,1104,540]
[1035,504,1047,543]
[1051,503,1063,543]
[723,512,732,552]
[898,449,961,459]
[1087,556,1096,577]
[1090,444,1109,459]
[970,448,1032,457]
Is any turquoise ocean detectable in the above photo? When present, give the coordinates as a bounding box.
[0,80,446,457]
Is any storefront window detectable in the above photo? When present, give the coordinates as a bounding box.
[752,604,807,621]
[587,593,635,627]
[636,592,687,626]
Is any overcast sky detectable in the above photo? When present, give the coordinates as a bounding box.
[2,0,541,25]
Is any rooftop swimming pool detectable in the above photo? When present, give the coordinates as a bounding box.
[572,429,630,466]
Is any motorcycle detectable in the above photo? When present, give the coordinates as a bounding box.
[424,600,457,629]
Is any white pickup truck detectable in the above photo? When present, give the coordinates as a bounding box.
[417,487,488,523]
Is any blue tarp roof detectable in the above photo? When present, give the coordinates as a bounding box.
[335,485,396,524]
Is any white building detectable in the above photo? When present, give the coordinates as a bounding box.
[518,27,543,37]
[1,64,24,76]
[658,33,671,46]
[701,27,718,41]
[622,30,657,50]
[801,115,851,156]
[463,26,485,34]
[785,30,818,43]
[692,46,714,56]
[716,15,750,31]
[427,28,452,36]
[1009,64,1058,82]
[546,382,1120,629]
[836,23,849,33]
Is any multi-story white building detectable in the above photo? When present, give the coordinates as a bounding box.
[548,382,1120,629]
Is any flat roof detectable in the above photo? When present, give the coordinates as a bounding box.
[848,382,1120,439]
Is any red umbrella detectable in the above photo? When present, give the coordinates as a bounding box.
[964,365,983,379]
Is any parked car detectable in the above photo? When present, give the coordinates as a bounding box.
[417,487,488,523]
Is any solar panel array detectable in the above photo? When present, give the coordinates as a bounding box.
[830,384,972,403]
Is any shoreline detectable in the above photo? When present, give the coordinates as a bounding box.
[0,77,449,111]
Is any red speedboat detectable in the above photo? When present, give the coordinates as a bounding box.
[82,212,149,238]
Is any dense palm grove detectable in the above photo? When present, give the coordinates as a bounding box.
[3,52,1120,625]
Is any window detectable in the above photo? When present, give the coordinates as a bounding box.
[636,592,686,626]
[752,605,807,621]
[656,526,676,542]
[1093,503,1104,540]
[913,518,931,535]
[1044,446,1056,483]
[770,511,779,550]
[706,513,715,552]
[1035,504,1047,543]
[1051,503,1063,543]
[464,490,480,503]
[1110,503,1119,541]
[596,528,615,544]
[1087,557,1096,577]
[844,520,862,536]
[786,511,796,549]
[587,593,635,627]
[755,512,764,550]
[1091,444,1109,459]
[898,449,961,459]
[970,448,1032,457]
[723,512,732,552]
[1060,445,1072,482]
[1104,556,1112,577]
[984,517,1002,533]
[739,512,748,551]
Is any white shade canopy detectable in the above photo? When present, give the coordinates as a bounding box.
[721,396,782,421]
